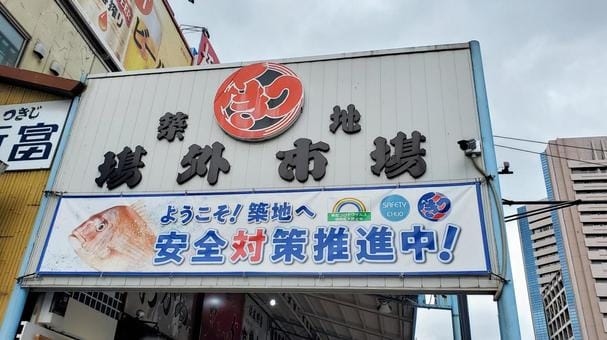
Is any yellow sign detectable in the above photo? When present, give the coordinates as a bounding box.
[74,0,192,70]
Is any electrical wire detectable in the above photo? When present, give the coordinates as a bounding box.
[494,135,607,153]
[495,144,607,168]
[503,201,578,223]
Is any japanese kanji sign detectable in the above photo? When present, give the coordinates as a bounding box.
[38,182,490,275]
[0,100,70,170]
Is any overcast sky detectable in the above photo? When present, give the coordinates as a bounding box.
[169,1,607,338]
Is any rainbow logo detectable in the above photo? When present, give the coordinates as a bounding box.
[328,197,371,221]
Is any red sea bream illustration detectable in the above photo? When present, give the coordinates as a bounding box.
[68,203,155,271]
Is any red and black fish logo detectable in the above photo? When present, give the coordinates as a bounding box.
[214,62,304,141]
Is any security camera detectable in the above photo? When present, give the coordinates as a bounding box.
[457,139,482,157]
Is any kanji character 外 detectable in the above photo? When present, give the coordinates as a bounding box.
[191,229,228,264]
[195,206,211,223]
[271,202,293,222]
[180,205,194,225]
[313,226,350,263]
[157,111,188,142]
[230,229,267,264]
[295,205,316,219]
[154,231,189,265]
[213,204,230,224]
[329,104,361,134]
[400,225,437,263]
[95,145,147,190]
[276,138,329,182]
[176,142,230,185]
[8,123,59,162]
[370,131,426,179]
[271,228,308,264]
[355,225,395,262]
[160,205,178,225]
[247,202,270,223]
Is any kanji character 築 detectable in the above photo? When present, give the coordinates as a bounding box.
[157,111,188,142]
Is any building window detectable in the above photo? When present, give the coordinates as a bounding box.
[0,6,28,67]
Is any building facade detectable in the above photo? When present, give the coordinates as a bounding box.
[0,0,194,334]
[519,136,607,339]
[0,0,192,79]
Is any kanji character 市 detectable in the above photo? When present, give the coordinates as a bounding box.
[271,202,293,222]
[248,202,270,223]
[271,228,308,264]
[180,205,194,225]
[95,145,147,190]
[230,229,267,264]
[276,138,330,182]
[160,205,178,225]
[370,131,427,179]
[400,225,437,263]
[355,225,395,263]
[313,226,350,263]
[154,231,189,265]
[191,229,228,264]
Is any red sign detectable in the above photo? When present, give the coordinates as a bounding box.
[214,63,304,141]
[196,34,219,65]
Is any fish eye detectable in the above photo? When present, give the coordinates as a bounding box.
[96,223,106,232]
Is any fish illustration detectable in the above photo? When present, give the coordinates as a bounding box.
[68,202,156,271]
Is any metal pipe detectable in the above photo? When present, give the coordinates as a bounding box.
[469,40,521,340]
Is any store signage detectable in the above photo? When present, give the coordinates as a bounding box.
[0,100,70,170]
[214,62,304,141]
[37,182,490,276]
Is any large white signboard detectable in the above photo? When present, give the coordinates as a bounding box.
[0,100,70,170]
[38,182,489,276]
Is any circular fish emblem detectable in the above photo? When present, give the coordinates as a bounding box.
[417,192,451,222]
[214,62,304,141]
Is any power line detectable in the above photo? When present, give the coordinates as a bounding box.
[495,144,607,168]
[502,199,607,223]
[494,135,606,153]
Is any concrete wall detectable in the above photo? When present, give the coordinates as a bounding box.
[1,0,109,79]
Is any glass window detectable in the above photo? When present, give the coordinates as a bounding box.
[0,9,27,67]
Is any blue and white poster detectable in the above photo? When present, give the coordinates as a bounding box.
[38,182,490,276]
[0,100,70,170]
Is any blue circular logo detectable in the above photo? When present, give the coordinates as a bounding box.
[417,192,451,222]
[380,195,410,222]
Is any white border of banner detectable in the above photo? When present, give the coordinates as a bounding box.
[37,181,491,277]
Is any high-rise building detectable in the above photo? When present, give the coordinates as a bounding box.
[519,136,607,339]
